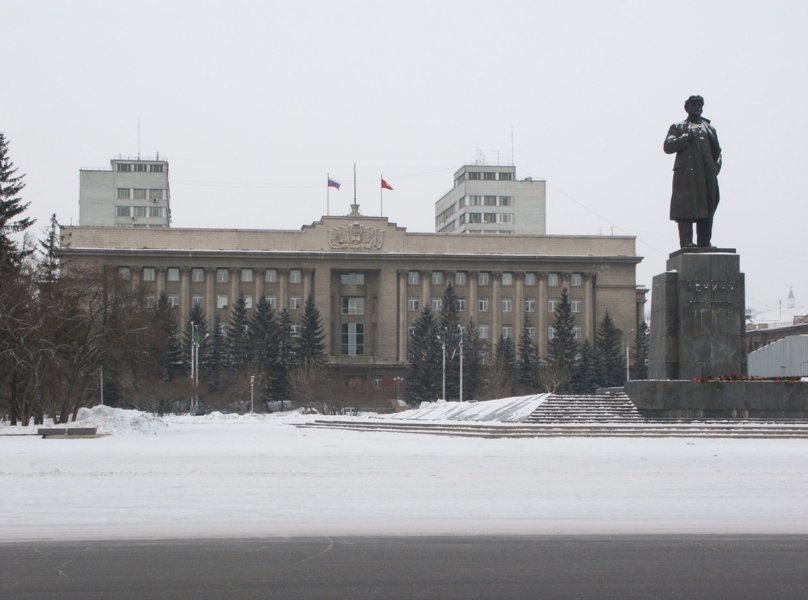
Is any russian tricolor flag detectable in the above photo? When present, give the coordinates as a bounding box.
[328,177,341,190]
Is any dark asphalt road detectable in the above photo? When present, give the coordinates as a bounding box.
[2,535,807,599]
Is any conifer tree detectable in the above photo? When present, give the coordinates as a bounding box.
[490,334,516,397]
[153,293,183,381]
[545,288,578,391]
[406,306,441,404]
[226,293,251,371]
[205,313,225,390]
[594,311,625,388]
[295,294,326,367]
[517,313,540,393]
[632,320,650,380]
[183,303,209,374]
[438,282,461,399]
[461,318,483,400]
[250,296,276,403]
[272,308,294,404]
[570,340,597,394]
[38,214,60,284]
[0,132,33,271]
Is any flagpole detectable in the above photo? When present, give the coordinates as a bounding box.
[326,172,330,216]
[380,174,383,216]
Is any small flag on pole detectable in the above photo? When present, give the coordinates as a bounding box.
[381,177,393,190]
[328,177,341,190]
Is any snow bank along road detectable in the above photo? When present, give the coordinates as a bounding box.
[2,405,808,542]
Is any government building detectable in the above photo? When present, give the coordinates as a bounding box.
[60,204,645,396]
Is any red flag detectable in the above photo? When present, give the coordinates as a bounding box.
[381,177,393,191]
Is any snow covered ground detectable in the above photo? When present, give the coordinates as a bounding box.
[2,400,808,542]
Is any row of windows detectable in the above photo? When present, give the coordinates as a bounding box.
[460,212,513,225]
[157,293,304,311]
[407,271,584,287]
[460,195,513,207]
[408,297,582,313]
[116,188,166,201]
[116,163,164,173]
[454,170,514,185]
[407,324,580,341]
[122,267,304,284]
[116,205,165,218]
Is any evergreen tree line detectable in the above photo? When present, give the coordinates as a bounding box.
[405,283,649,404]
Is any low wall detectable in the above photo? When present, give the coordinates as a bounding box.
[625,380,808,419]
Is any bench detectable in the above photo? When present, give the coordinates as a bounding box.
[37,427,99,438]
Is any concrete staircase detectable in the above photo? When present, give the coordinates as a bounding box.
[525,393,644,424]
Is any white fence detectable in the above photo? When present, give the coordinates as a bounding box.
[748,335,808,377]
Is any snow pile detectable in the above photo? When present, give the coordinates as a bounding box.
[388,394,549,422]
[75,405,169,436]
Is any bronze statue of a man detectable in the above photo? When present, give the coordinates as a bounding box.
[664,95,722,248]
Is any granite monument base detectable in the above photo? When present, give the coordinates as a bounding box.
[649,248,746,380]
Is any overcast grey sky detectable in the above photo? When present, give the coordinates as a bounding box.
[4,0,806,315]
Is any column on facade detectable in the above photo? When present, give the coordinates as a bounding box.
[537,273,548,357]
[205,268,216,322]
[131,267,141,292]
[420,271,430,310]
[492,272,501,344]
[156,267,166,296]
[584,272,595,342]
[397,270,408,362]
[279,268,289,312]
[468,271,478,324]
[255,269,264,306]
[514,272,525,342]
[229,268,239,305]
[303,268,312,302]
[179,267,191,322]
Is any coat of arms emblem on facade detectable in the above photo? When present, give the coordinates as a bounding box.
[329,222,384,250]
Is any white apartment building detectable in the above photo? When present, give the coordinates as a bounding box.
[434,164,546,235]
[79,156,171,228]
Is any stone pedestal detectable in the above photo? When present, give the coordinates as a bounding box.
[649,248,746,380]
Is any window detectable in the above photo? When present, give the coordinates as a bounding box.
[501,326,513,339]
[265,295,277,309]
[573,327,582,340]
[454,271,466,286]
[549,326,556,340]
[548,299,559,313]
[499,172,513,181]
[479,297,489,312]
[456,298,465,311]
[502,298,513,312]
[468,171,481,180]
[116,205,130,217]
[148,206,162,218]
[525,298,536,312]
[241,269,253,282]
[431,298,442,312]
[431,271,443,286]
[408,271,420,285]
[134,163,147,172]
[341,297,365,315]
[192,294,204,306]
[148,189,162,201]
[479,324,489,340]
[290,324,301,336]
[548,273,560,287]
[341,273,365,285]
[527,326,536,340]
[571,300,582,313]
[116,188,130,200]
[571,273,583,287]
[408,325,417,338]
[192,268,204,282]
[408,298,420,311]
[468,212,482,223]
[167,294,180,307]
[480,350,489,365]
[216,295,228,309]
[501,272,513,286]
[118,267,130,280]
[483,212,496,223]
[525,273,537,286]
[116,163,131,172]
[478,272,490,286]
[483,172,496,181]
[167,268,180,282]
[244,295,253,309]
[142,267,155,282]
[373,377,383,390]
[133,189,147,200]
[150,164,164,173]
[289,296,302,310]
[484,195,497,205]
[216,269,229,283]
[341,322,364,356]
[289,269,302,284]
[265,269,277,283]
[133,206,147,217]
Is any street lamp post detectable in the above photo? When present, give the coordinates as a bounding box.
[393,376,404,402]
[458,324,464,402]
[437,330,447,400]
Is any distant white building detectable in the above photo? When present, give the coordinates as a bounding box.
[434,164,546,235]
[79,156,171,228]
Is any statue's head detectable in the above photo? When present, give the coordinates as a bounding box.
[684,95,704,118]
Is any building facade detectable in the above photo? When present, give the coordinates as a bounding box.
[79,156,171,228]
[60,213,643,395]
[434,164,546,235]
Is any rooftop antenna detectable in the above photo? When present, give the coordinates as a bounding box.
[510,124,515,166]
[137,118,141,159]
